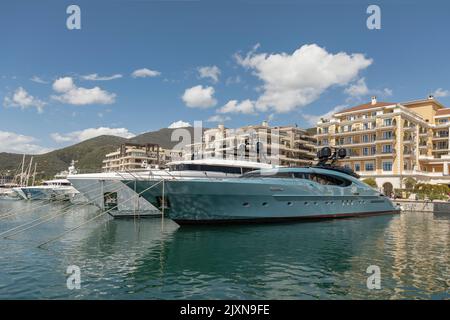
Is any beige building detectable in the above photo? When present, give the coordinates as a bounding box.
[186,121,317,167]
[102,143,167,172]
[316,96,450,194]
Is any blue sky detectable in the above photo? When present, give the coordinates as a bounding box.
[1,0,450,153]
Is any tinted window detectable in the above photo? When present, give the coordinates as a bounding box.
[309,174,352,187]
[170,164,243,174]
[241,171,294,178]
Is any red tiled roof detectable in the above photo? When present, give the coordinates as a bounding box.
[336,102,395,114]
[435,108,450,116]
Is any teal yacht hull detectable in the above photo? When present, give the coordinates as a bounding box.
[123,168,400,224]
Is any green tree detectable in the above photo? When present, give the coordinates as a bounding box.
[362,178,377,189]
[403,177,417,191]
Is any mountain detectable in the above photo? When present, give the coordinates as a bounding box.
[129,127,200,149]
[0,126,204,180]
[0,135,128,180]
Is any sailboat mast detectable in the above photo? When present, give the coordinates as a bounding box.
[20,154,26,186]
[26,157,33,187]
[32,163,37,186]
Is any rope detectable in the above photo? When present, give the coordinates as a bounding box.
[0,172,145,220]
[0,178,104,220]
[0,178,137,237]
[37,179,164,248]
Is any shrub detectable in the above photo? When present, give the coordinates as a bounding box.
[413,183,450,201]
[362,178,377,189]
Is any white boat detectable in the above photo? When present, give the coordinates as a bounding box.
[0,184,21,200]
[67,158,278,215]
[14,161,81,201]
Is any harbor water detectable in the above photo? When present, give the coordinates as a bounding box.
[0,199,448,299]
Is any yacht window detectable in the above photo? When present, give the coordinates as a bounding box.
[309,174,352,187]
[169,164,243,174]
[241,171,294,179]
[242,171,351,187]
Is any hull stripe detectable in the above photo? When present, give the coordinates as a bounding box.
[172,210,400,225]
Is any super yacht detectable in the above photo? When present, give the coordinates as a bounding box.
[68,158,277,213]
[130,148,400,224]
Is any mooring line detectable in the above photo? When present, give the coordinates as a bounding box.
[37,179,164,248]
[0,202,76,237]
[0,179,135,237]
[0,179,103,220]
[3,209,75,239]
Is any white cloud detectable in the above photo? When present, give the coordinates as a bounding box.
[51,127,135,144]
[344,78,369,97]
[218,99,256,114]
[52,77,75,92]
[0,131,51,154]
[198,65,221,83]
[182,85,217,108]
[302,104,348,126]
[207,115,231,123]
[30,76,48,84]
[81,73,122,81]
[3,87,46,113]
[51,77,116,105]
[235,43,372,113]
[344,77,393,99]
[131,68,161,78]
[168,120,192,129]
[433,88,449,98]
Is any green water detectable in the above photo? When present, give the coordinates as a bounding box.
[0,199,448,299]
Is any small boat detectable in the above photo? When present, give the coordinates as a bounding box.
[14,161,80,201]
[0,184,21,200]
[143,147,400,224]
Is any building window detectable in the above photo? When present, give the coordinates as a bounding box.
[382,131,393,139]
[382,144,392,153]
[437,130,448,138]
[363,147,369,156]
[382,161,393,171]
[383,118,392,126]
[362,135,369,143]
[365,162,374,171]
[371,146,377,155]
[354,163,361,172]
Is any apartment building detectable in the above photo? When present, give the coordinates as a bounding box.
[316,96,450,194]
[102,143,167,172]
[186,121,317,167]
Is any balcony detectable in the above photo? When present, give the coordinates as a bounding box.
[376,138,395,143]
[432,133,449,140]
[333,129,374,137]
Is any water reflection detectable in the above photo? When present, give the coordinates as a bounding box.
[0,199,448,299]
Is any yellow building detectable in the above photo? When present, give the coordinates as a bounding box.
[102,143,166,172]
[316,96,450,194]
